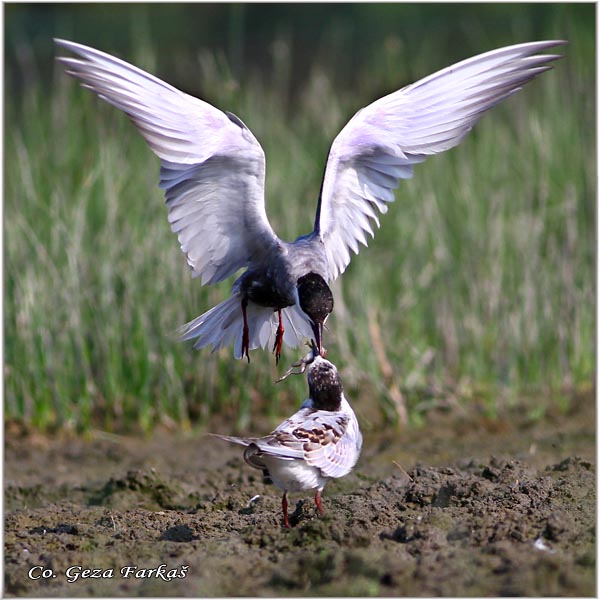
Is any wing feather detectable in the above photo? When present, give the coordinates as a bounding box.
[247,408,357,476]
[316,40,566,279]
[55,39,280,285]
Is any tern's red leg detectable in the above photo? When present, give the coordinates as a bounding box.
[272,309,284,364]
[282,492,290,528]
[241,298,250,363]
[314,490,324,515]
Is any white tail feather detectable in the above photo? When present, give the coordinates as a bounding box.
[179,296,313,359]
[208,433,253,447]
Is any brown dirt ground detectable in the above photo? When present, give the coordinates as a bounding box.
[4,390,596,597]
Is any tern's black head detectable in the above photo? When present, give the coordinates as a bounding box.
[297,272,333,322]
[307,356,343,411]
[297,273,334,354]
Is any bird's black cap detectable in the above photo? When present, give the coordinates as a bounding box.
[297,273,333,354]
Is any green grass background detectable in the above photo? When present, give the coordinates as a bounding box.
[4,4,595,432]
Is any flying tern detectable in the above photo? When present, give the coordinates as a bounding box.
[55,39,564,362]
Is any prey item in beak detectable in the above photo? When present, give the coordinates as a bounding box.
[275,342,320,383]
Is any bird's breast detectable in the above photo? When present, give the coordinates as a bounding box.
[261,456,329,493]
[239,253,297,309]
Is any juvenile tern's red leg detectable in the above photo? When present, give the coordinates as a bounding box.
[314,489,324,515]
[282,492,290,528]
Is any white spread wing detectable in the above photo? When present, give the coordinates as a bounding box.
[55,39,280,285]
[316,40,566,279]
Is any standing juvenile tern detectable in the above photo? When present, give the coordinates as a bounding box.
[211,344,362,528]
[55,39,564,361]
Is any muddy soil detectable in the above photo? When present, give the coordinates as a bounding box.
[4,391,595,597]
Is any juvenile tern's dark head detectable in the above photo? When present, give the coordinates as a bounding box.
[306,354,343,411]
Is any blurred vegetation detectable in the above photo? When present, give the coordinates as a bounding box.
[4,4,595,433]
